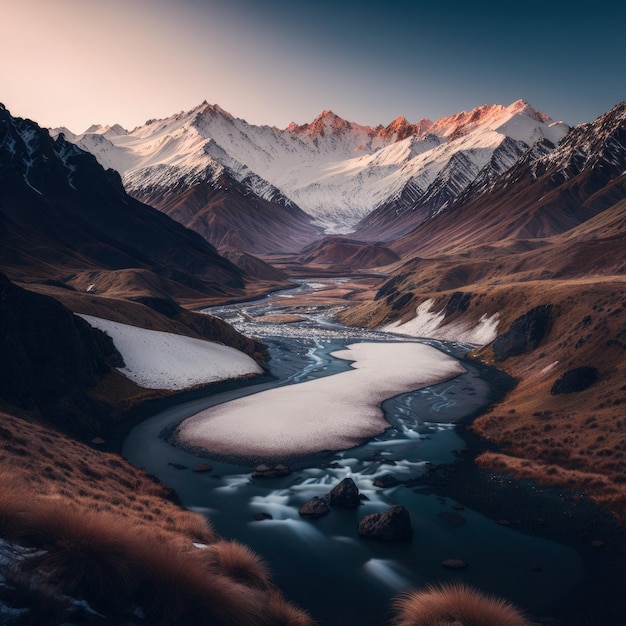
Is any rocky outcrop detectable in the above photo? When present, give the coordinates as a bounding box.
[251,464,291,478]
[373,474,402,488]
[328,478,361,507]
[298,497,330,518]
[357,505,413,541]
[492,305,552,362]
[551,367,599,394]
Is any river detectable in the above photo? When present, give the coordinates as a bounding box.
[122,279,618,625]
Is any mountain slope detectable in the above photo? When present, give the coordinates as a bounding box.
[389,101,626,257]
[0,103,247,301]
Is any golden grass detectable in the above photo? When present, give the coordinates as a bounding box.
[204,540,273,590]
[135,543,271,626]
[391,582,531,626]
[265,591,316,626]
[21,504,144,612]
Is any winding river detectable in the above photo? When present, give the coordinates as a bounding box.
[122,279,610,625]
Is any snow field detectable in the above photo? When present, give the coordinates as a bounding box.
[79,315,263,390]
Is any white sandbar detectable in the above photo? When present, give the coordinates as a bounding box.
[176,342,465,458]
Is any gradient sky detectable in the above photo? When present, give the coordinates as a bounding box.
[1,0,624,132]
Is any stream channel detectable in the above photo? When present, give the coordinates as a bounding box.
[122,279,607,625]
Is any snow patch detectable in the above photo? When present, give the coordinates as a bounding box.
[541,361,559,375]
[382,299,499,346]
[176,342,465,458]
[78,315,263,390]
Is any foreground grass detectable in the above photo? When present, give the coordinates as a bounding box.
[391,582,532,626]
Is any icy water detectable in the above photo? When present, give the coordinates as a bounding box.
[123,280,589,625]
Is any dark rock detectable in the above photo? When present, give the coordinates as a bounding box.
[357,505,413,541]
[445,291,472,316]
[329,477,361,508]
[373,474,401,488]
[441,558,467,569]
[193,464,213,473]
[251,463,291,478]
[492,304,552,362]
[253,512,273,521]
[390,292,414,311]
[168,462,187,470]
[551,367,599,394]
[299,497,330,518]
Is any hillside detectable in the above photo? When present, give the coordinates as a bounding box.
[338,104,626,523]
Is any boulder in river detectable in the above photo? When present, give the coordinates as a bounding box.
[373,474,402,488]
[251,463,291,478]
[357,505,413,541]
[329,477,361,507]
[299,497,330,519]
[253,512,273,521]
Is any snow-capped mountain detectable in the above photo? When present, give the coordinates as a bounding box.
[390,101,626,257]
[58,100,568,235]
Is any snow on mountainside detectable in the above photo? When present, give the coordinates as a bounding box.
[58,100,569,234]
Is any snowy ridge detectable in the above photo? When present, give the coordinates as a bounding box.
[57,100,569,233]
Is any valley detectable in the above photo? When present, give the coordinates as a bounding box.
[1,97,625,624]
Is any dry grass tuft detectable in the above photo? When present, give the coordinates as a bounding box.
[265,591,317,625]
[205,540,272,590]
[20,502,143,612]
[137,543,273,625]
[391,582,531,626]
[174,509,217,544]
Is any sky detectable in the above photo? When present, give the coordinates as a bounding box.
[1,0,624,133]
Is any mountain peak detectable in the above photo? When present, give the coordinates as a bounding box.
[288,109,351,137]
[506,99,550,123]
[381,116,433,141]
[195,101,234,121]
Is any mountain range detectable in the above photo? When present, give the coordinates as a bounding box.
[53,99,569,249]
